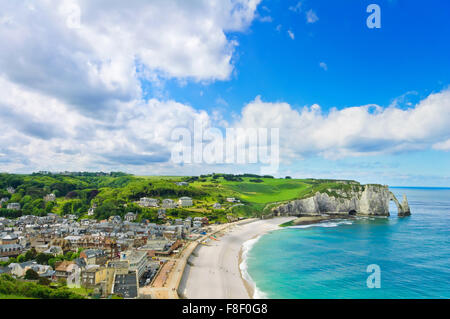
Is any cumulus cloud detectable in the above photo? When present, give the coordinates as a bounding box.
[287,30,295,40]
[0,1,449,175]
[0,0,261,117]
[234,90,450,161]
[0,0,261,172]
[306,9,319,23]
[0,75,212,172]
[319,62,328,71]
[433,139,450,151]
[289,2,302,13]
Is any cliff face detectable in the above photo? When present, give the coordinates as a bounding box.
[271,185,410,217]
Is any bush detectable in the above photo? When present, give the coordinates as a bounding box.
[38,277,51,286]
[24,269,40,280]
[0,274,84,299]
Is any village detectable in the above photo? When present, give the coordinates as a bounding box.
[0,191,245,299]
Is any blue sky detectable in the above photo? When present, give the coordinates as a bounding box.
[0,0,449,186]
[148,0,450,186]
[162,0,450,113]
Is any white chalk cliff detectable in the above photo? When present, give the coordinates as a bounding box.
[272,185,411,217]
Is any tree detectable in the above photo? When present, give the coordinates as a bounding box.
[24,248,37,261]
[36,253,53,265]
[24,269,40,280]
[45,201,55,214]
[57,278,67,287]
[62,201,72,215]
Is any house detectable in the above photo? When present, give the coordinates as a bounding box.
[162,199,176,209]
[124,212,137,222]
[43,246,63,256]
[29,264,52,276]
[226,197,240,203]
[81,265,107,289]
[0,244,23,258]
[120,250,148,279]
[193,221,202,228]
[1,234,19,245]
[8,261,36,277]
[6,187,15,194]
[139,197,159,208]
[178,197,193,207]
[87,204,96,216]
[157,209,166,219]
[212,203,222,209]
[67,259,87,288]
[80,249,108,265]
[175,182,189,187]
[44,193,56,202]
[109,215,122,224]
[6,203,20,211]
[54,260,76,280]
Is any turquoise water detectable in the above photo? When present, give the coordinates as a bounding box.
[245,188,450,299]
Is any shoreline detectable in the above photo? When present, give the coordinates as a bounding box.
[180,215,353,299]
[238,239,255,299]
[179,217,294,299]
[237,215,345,298]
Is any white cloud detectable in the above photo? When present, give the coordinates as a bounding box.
[433,139,450,151]
[306,9,319,23]
[0,1,449,175]
[319,62,328,71]
[234,90,450,161]
[0,76,211,172]
[0,0,262,172]
[0,0,261,118]
[287,30,295,40]
[258,15,273,23]
[289,2,302,13]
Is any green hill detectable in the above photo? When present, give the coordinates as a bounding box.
[0,172,362,222]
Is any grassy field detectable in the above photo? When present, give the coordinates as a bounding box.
[0,172,366,221]
[138,175,364,217]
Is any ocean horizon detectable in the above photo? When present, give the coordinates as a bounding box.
[243,187,450,299]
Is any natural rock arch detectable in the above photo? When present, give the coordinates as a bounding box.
[389,192,411,217]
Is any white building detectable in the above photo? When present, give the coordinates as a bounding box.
[176,182,189,187]
[162,199,176,209]
[120,250,148,279]
[139,197,159,208]
[124,212,137,222]
[213,203,222,209]
[44,193,56,202]
[6,203,20,210]
[178,197,193,207]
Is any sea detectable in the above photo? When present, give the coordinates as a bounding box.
[242,187,450,299]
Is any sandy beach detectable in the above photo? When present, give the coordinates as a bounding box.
[179,217,295,299]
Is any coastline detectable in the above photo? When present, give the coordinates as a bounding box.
[179,217,295,299]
